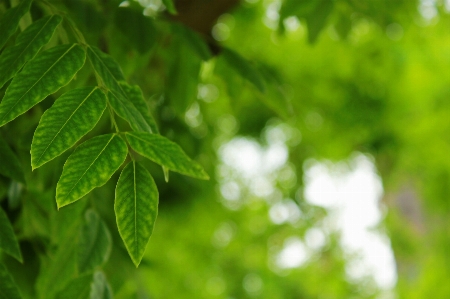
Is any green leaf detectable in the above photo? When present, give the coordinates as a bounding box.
[56,134,128,208]
[87,46,125,93]
[162,0,177,14]
[31,86,107,169]
[0,15,62,89]
[172,23,211,61]
[90,271,113,299]
[126,131,209,180]
[0,135,25,183]
[55,273,92,299]
[0,263,22,299]
[115,162,158,267]
[0,207,23,262]
[0,0,32,50]
[305,0,334,43]
[108,88,154,134]
[0,44,86,127]
[77,210,112,274]
[220,48,266,92]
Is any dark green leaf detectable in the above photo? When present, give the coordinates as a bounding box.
[0,44,86,127]
[0,135,25,183]
[0,207,22,262]
[0,0,32,50]
[31,87,107,169]
[56,134,128,208]
[126,131,209,180]
[220,48,265,92]
[0,15,62,89]
[305,0,334,43]
[77,210,112,274]
[0,263,22,299]
[172,23,211,61]
[90,271,113,299]
[115,162,158,267]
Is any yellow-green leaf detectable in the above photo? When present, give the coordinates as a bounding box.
[126,131,209,180]
[0,207,23,263]
[0,15,62,89]
[0,44,86,127]
[115,162,158,267]
[56,134,128,208]
[31,87,107,169]
[77,210,112,274]
[0,0,32,49]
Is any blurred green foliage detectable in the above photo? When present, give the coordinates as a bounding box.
[0,0,449,298]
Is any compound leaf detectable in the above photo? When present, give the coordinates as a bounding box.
[0,136,25,183]
[87,45,125,94]
[0,207,23,263]
[31,87,107,169]
[0,44,86,127]
[126,131,209,180]
[115,162,158,267]
[0,0,32,50]
[0,263,22,299]
[77,210,112,274]
[0,15,62,89]
[56,134,128,208]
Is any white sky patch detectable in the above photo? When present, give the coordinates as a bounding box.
[276,237,310,269]
[304,154,397,290]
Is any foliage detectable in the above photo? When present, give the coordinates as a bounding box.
[0,0,449,298]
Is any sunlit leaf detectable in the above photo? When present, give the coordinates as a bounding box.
[55,273,92,299]
[0,263,22,299]
[0,44,86,127]
[0,15,62,89]
[31,87,107,169]
[0,207,22,262]
[77,210,112,274]
[0,0,32,50]
[56,134,128,208]
[90,271,113,299]
[220,48,265,92]
[115,162,158,267]
[126,131,209,180]
[0,136,25,183]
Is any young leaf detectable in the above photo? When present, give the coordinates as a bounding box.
[77,210,112,274]
[90,271,113,299]
[56,134,128,208]
[31,87,107,169]
[0,136,25,183]
[0,0,32,50]
[0,207,23,263]
[115,162,158,267]
[220,47,266,92]
[0,262,22,299]
[0,15,62,89]
[126,131,209,180]
[0,44,86,127]
[55,273,93,299]
[108,89,154,133]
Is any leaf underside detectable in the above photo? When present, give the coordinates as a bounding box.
[115,161,158,267]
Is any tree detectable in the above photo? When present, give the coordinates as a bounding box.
[0,0,449,298]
